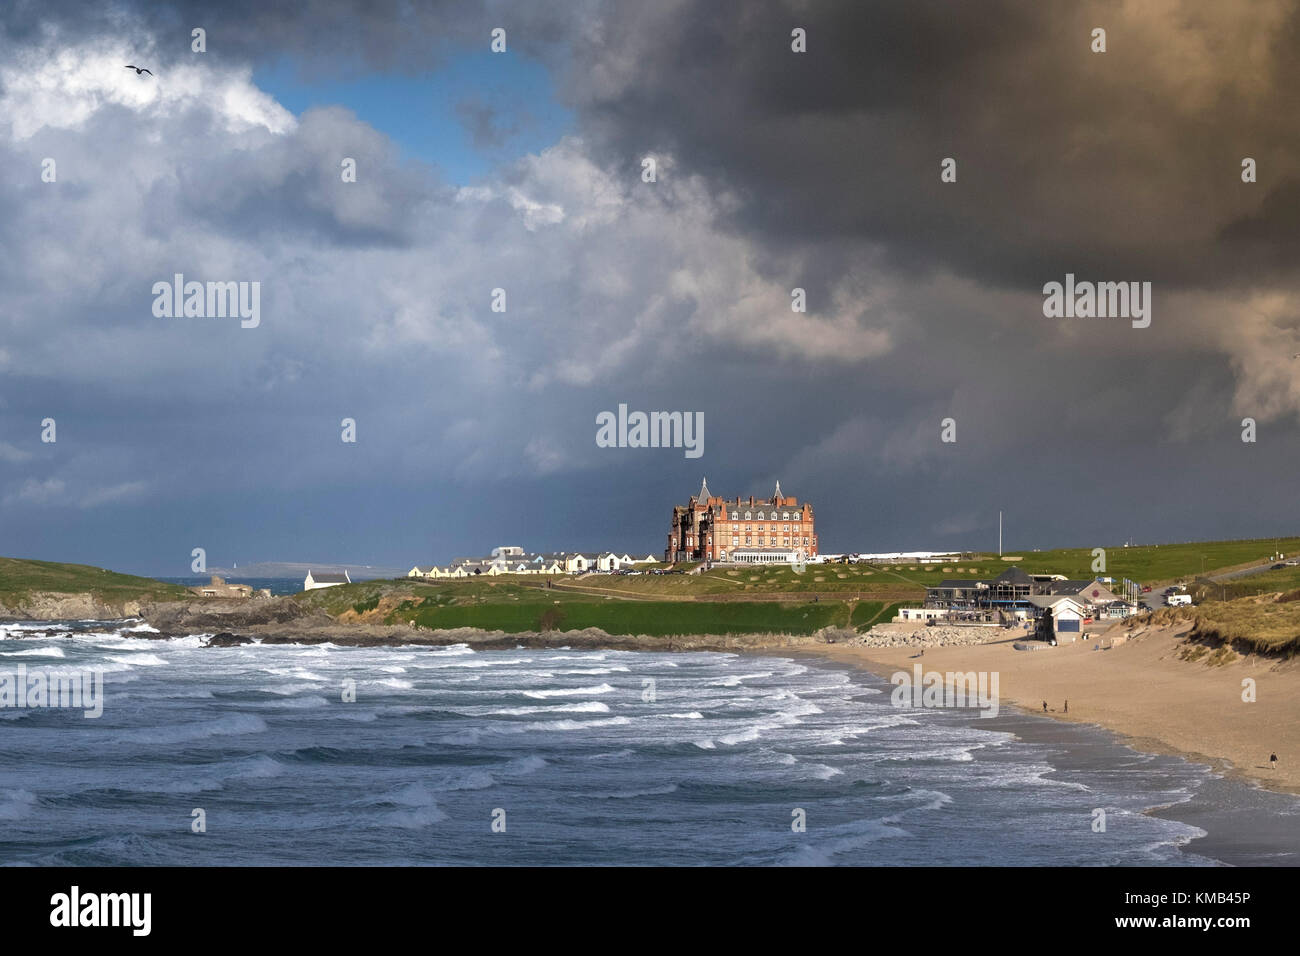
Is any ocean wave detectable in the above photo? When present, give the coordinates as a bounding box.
[337,708,380,722]
[415,658,493,669]
[801,762,844,780]
[778,821,910,866]
[0,646,66,658]
[362,677,415,690]
[88,635,170,650]
[591,783,679,799]
[522,683,615,699]
[708,671,774,687]
[105,653,169,667]
[426,644,474,655]
[116,712,267,745]
[266,682,324,696]
[257,695,330,709]
[0,789,37,820]
[489,701,611,716]
[523,716,631,731]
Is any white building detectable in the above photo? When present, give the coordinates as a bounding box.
[1026,594,1085,634]
[596,552,625,572]
[304,570,351,591]
[729,549,803,565]
[564,554,594,573]
[896,607,947,622]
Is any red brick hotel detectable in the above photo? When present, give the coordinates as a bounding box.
[666,478,817,564]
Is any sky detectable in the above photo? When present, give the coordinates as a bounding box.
[1,0,1299,576]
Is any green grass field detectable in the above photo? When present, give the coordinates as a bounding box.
[1190,564,1300,603]
[5,533,1297,638]
[845,537,1300,589]
[296,576,890,636]
[0,556,191,607]
[289,534,1300,637]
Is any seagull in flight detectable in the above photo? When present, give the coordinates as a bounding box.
[124,65,153,76]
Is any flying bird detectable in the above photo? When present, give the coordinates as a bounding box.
[124,65,153,76]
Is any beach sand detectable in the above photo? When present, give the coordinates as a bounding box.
[805,621,1300,797]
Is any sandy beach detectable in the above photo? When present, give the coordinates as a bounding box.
[807,621,1300,797]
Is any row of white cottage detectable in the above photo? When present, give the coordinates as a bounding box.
[408,551,659,579]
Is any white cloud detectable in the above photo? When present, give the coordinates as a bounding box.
[0,442,32,463]
[80,480,149,508]
[0,36,295,140]
[5,477,65,506]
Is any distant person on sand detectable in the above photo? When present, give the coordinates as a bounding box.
[1271,752,1278,770]
[1064,700,1068,714]
[1042,701,1048,713]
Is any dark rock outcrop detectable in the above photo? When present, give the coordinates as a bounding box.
[142,597,328,633]
[203,632,254,647]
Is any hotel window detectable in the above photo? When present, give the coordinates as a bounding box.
[745,511,751,520]
[732,537,738,546]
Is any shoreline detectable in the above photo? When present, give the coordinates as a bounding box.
[794,628,1300,799]
[771,647,1300,866]
[12,602,1300,802]
[8,611,1300,864]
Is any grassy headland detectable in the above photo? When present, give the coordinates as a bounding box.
[0,556,190,614]
[286,534,1298,638]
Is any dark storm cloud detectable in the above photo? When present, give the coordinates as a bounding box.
[554,0,1300,291]
[3,0,1299,573]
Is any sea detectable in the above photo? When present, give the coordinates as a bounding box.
[2,617,1299,866]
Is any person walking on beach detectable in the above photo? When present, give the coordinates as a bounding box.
[1042,700,1048,713]
[1271,752,1278,770]
[1064,700,1068,714]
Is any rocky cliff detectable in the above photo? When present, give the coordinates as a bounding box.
[0,592,146,621]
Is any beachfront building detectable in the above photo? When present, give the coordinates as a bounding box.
[666,478,817,564]
[925,567,1124,618]
[925,566,1036,619]
[896,607,947,622]
[190,575,257,599]
[304,570,351,591]
[1028,595,1086,638]
[1099,600,1139,619]
[1043,578,1120,605]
